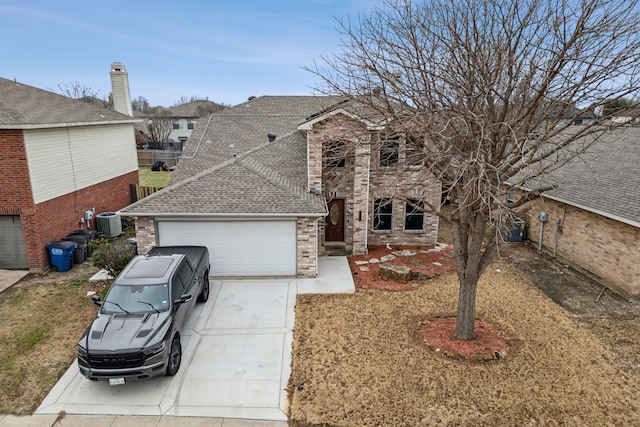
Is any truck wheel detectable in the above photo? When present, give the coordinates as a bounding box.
[165,336,181,376]
[197,274,210,303]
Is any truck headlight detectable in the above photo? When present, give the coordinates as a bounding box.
[143,341,166,357]
[77,344,88,359]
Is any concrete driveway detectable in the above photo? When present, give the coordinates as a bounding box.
[36,257,354,422]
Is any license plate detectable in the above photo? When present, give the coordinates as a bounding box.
[109,377,126,386]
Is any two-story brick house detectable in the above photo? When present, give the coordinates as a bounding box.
[0,77,140,270]
[121,96,440,277]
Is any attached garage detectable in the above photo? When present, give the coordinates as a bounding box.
[157,220,297,277]
[0,216,29,269]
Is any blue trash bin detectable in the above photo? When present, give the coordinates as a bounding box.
[46,241,76,272]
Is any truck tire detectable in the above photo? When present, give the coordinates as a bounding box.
[165,336,182,376]
[197,274,210,303]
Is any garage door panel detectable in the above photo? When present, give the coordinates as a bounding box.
[0,216,29,269]
[157,221,296,276]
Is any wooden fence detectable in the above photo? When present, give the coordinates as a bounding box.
[130,184,163,203]
[137,149,180,167]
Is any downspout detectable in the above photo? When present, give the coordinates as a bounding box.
[554,218,562,257]
[537,211,549,251]
[538,222,544,251]
[364,140,371,255]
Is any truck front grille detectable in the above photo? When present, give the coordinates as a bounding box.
[88,352,145,369]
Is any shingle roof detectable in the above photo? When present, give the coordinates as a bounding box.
[523,127,640,226]
[121,130,325,216]
[0,77,138,128]
[171,95,344,183]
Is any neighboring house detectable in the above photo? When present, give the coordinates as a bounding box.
[0,77,140,270]
[121,96,440,277]
[610,107,640,124]
[518,127,640,297]
[166,100,224,149]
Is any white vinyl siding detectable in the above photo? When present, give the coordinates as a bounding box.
[157,220,297,276]
[24,124,138,204]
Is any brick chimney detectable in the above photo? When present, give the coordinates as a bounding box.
[109,62,133,116]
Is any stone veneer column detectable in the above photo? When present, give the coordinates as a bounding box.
[307,130,323,192]
[134,216,156,254]
[296,217,319,277]
[352,137,371,255]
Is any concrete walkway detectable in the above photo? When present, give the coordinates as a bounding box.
[3,257,354,426]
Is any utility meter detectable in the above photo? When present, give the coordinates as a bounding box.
[538,212,549,222]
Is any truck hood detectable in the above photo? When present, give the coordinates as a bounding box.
[83,311,171,352]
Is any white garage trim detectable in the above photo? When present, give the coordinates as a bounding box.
[157,219,297,277]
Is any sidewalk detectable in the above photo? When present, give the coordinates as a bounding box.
[0,414,287,426]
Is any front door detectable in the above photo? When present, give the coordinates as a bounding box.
[325,199,345,242]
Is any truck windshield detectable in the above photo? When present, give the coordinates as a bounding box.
[102,283,170,314]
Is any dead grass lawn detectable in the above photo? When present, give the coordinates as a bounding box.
[0,262,103,414]
[289,259,640,426]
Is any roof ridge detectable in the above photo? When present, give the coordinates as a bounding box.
[239,138,324,209]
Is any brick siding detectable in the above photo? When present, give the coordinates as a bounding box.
[0,129,139,270]
[523,197,640,297]
[134,216,156,255]
[296,217,319,277]
[306,114,440,255]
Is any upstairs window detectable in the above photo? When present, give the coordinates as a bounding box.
[373,198,393,230]
[325,140,346,168]
[172,121,180,130]
[404,199,424,231]
[187,120,194,130]
[379,133,400,167]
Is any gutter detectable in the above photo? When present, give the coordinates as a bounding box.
[0,119,142,129]
[541,193,640,229]
[118,211,327,218]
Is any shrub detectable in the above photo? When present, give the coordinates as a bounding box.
[90,239,135,277]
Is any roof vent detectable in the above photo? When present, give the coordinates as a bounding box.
[268,133,276,142]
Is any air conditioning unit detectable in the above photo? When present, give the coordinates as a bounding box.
[96,212,122,238]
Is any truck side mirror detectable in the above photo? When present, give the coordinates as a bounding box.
[91,294,102,306]
[175,294,192,305]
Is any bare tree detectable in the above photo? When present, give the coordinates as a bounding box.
[58,81,107,105]
[147,109,174,149]
[309,0,640,339]
[172,95,210,106]
[131,96,151,113]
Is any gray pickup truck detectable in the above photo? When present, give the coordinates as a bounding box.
[77,246,210,383]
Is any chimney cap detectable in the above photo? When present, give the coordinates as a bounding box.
[267,133,276,142]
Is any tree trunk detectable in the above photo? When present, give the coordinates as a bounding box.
[450,207,497,340]
[454,274,478,340]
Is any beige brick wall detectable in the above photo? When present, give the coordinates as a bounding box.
[523,197,640,297]
[296,217,319,277]
[306,113,440,255]
[367,132,440,248]
[134,216,156,255]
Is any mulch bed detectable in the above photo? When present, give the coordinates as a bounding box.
[348,245,456,290]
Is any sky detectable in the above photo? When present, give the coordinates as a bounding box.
[0,0,379,107]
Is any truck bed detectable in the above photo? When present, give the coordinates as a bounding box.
[147,246,208,271]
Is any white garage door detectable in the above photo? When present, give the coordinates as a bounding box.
[157,220,297,276]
